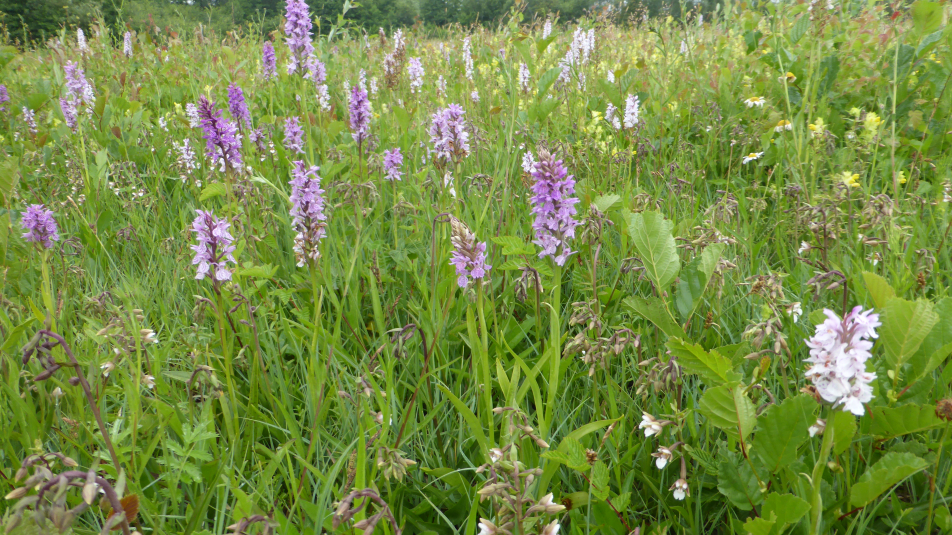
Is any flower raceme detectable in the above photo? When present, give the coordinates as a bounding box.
[349,85,372,146]
[383,148,404,181]
[429,104,470,166]
[284,0,314,75]
[529,149,580,266]
[283,116,305,154]
[227,84,252,131]
[262,41,277,80]
[449,217,491,288]
[21,204,60,249]
[190,210,237,283]
[804,306,880,416]
[196,96,243,173]
[288,162,327,267]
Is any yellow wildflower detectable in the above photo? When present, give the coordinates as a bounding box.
[841,171,860,188]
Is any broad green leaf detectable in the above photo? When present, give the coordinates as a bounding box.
[531,97,559,122]
[863,271,895,310]
[870,404,943,439]
[625,210,680,290]
[717,447,763,510]
[788,15,809,44]
[743,515,776,535]
[541,436,589,471]
[881,297,938,369]
[849,452,929,508]
[684,444,719,476]
[754,395,816,472]
[830,410,857,456]
[623,296,686,339]
[237,264,277,279]
[666,338,737,385]
[393,106,410,130]
[619,68,639,93]
[912,0,942,34]
[199,182,228,202]
[593,194,621,213]
[591,461,610,501]
[675,243,725,321]
[699,384,757,440]
[535,36,556,55]
[910,297,952,380]
[0,157,20,207]
[537,66,562,95]
[762,492,810,528]
[490,235,535,256]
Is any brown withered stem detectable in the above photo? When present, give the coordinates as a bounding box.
[5,455,131,535]
[333,488,401,534]
[227,512,277,535]
[22,328,124,476]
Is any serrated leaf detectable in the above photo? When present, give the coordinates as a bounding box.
[717,448,763,510]
[881,297,938,369]
[593,194,621,213]
[789,15,809,44]
[699,384,757,440]
[591,461,610,501]
[863,271,896,310]
[870,404,943,439]
[542,436,590,471]
[849,452,929,508]
[684,444,719,476]
[666,337,737,385]
[199,182,227,202]
[491,235,535,256]
[754,395,816,472]
[623,296,686,339]
[237,264,277,279]
[762,492,810,528]
[910,297,952,380]
[830,410,857,456]
[625,210,680,290]
[675,243,725,321]
[611,492,631,511]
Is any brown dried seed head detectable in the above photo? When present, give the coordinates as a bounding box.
[936,399,952,422]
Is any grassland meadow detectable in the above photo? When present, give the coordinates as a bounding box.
[1,1,952,534]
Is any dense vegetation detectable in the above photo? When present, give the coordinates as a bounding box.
[1,1,952,534]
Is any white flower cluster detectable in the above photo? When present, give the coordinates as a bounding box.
[519,63,531,92]
[623,94,640,129]
[805,307,880,416]
[463,37,474,81]
[408,57,424,94]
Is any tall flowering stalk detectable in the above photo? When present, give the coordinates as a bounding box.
[805,307,879,415]
[21,204,60,321]
[805,306,880,535]
[451,217,493,439]
[284,0,314,76]
[349,85,371,160]
[529,149,579,440]
[227,83,252,132]
[623,94,640,129]
[284,116,305,154]
[21,204,60,250]
[407,57,424,94]
[196,96,243,174]
[288,161,327,267]
[530,149,579,266]
[123,32,133,57]
[190,210,237,286]
[428,104,470,168]
[262,41,277,80]
[383,148,404,182]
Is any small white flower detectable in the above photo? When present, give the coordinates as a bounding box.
[798,241,810,255]
[142,374,155,390]
[744,96,766,108]
[743,152,763,164]
[489,448,503,463]
[808,418,826,437]
[101,362,115,377]
[670,478,690,500]
[541,520,561,535]
[52,387,65,399]
[652,446,673,469]
[639,412,665,437]
[478,518,497,535]
[789,302,803,322]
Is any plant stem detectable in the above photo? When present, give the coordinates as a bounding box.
[926,421,952,535]
[810,412,835,535]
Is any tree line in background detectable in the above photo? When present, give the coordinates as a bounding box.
[0,0,702,47]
